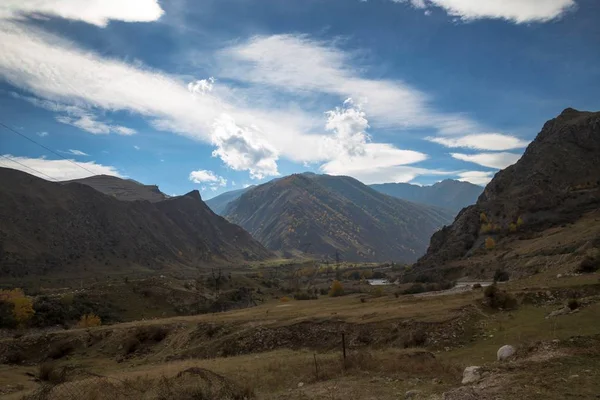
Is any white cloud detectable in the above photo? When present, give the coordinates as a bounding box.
[211,114,279,180]
[456,170,494,185]
[243,183,251,188]
[65,149,89,156]
[0,0,164,27]
[113,126,137,136]
[133,145,140,150]
[0,154,122,180]
[188,77,215,95]
[451,152,521,169]
[392,0,577,23]
[189,169,227,191]
[218,34,483,133]
[37,131,48,137]
[324,98,370,157]
[426,133,529,151]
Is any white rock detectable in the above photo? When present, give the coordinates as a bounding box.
[556,274,563,278]
[297,382,304,388]
[497,345,516,361]
[462,366,482,384]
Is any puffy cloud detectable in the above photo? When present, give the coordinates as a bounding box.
[392,0,577,23]
[0,0,164,27]
[188,169,227,189]
[324,98,370,157]
[426,133,529,151]
[451,152,522,169]
[0,154,122,180]
[188,78,215,95]
[456,170,495,185]
[211,114,279,180]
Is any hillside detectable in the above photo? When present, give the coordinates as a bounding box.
[224,173,453,262]
[64,175,169,202]
[370,179,483,213]
[0,168,271,279]
[206,186,254,215]
[415,108,600,276]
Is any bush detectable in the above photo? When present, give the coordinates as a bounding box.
[47,340,74,360]
[77,313,101,328]
[329,280,344,297]
[494,269,510,282]
[293,292,316,300]
[576,255,599,273]
[472,283,482,289]
[485,237,496,250]
[38,362,67,384]
[402,283,426,295]
[568,299,580,310]
[372,287,384,297]
[483,285,518,310]
[0,289,34,327]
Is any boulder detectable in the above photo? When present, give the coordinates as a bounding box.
[461,366,482,384]
[497,345,516,361]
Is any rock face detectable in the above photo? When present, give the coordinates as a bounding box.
[0,168,271,278]
[461,366,482,384]
[224,173,453,262]
[415,108,600,272]
[64,175,169,203]
[497,345,516,361]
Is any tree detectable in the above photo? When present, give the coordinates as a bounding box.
[77,313,101,328]
[0,288,35,327]
[485,237,496,250]
[329,280,344,297]
[517,217,524,228]
[480,212,489,223]
[509,223,517,233]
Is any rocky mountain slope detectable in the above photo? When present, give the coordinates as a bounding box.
[206,187,254,215]
[0,168,271,278]
[64,175,169,202]
[370,179,483,213]
[224,173,453,262]
[415,108,600,275]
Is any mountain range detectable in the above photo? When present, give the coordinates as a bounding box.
[370,180,483,212]
[0,170,271,278]
[415,108,600,274]
[223,173,454,262]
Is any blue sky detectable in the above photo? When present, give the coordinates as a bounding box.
[1,0,599,198]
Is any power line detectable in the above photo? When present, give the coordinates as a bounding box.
[0,154,59,182]
[0,121,98,177]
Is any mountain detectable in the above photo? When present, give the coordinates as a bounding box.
[206,186,254,215]
[415,108,600,275]
[224,173,453,262]
[64,175,169,202]
[0,168,271,278]
[370,180,483,213]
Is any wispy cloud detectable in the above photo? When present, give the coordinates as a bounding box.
[37,131,48,137]
[456,170,495,185]
[64,149,89,156]
[0,0,164,27]
[451,152,522,169]
[0,154,121,180]
[133,145,140,150]
[392,0,577,23]
[426,134,529,151]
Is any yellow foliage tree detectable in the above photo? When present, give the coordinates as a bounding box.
[329,280,344,297]
[480,212,489,223]
[517,217,524,228]
[485,237,496,250]
[481,223,492,233]
[77,313,101,328]
[0,288,35,326]
[509,223,517,233]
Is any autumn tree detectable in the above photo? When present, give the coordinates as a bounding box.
[329,280,344,297]
[0,289,35,327]
[485,237,496,250]
[480,212,489,223]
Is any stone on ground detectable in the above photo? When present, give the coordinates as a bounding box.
[497,345,516,361]
[462,366,482,384]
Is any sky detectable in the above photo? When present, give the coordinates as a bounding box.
[0,0,599,198]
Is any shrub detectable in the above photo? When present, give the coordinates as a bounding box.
[319,288,328,296]
[493,269,510,282]
[402,283,426,295]
[509,223,517,233]
[483,285,518,310]
[568,299,580,310]
[480,212,488,223]
[279,296,290,302]
[576,255,599,273]
[472,283,482,289]
[485,237,496,250]
[360,297,367,303]
[329,280,344,297]
[77,313,101,328]
[47,341,74,360]
[0,289,35,327]
[372,287,384,297]
[293,292,316,300]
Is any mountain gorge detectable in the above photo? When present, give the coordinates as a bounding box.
[224,173,454,262]
[370,180,483,212]
[415,108,600,276]
[0,169,271,278]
